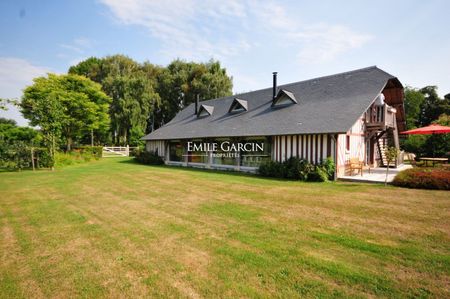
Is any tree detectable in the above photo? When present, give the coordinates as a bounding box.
[21,73,111,159]
[424,113,450,158]
[21,77,64,167]
[384,146,400,186]
[0,117,17,125]
[418,86,450,126]
[404,87,425,129]
[70,55,160,145]
[401,86,450,157]
[155,59,233,128]
[0,98,18,111]
[59,74,111,150]
[69,56,233,143]
[68,57,104,83]
[102,56,160,145]
[0,99,7,110]
[0,119,39,143]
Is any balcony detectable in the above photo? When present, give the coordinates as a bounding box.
[366,103,397,130]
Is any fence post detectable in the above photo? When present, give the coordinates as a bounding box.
[126,145,130,157]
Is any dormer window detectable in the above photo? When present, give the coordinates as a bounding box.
[228,98,248,113]
[272,89,297,107]
[197,104,214,118]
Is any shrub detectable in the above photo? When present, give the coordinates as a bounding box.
[307,167,329,182]
[258,157,329,182]
[55,150,99,167]
[258,160,284,178]
[298,159,315,181]
[319,157,335,180]
[0,141,52,171]
[73,146,103,159]
[392,168,450,190]
[134,150,164,165]
[35,148,53,168]
[285,157,302,179]
[130,146,144,157]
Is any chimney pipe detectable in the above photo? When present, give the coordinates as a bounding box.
[272,72,278,100]
[195,94,199,115]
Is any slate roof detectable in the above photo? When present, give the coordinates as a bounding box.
[143,66,401,141]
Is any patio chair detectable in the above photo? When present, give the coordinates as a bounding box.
[349,158,364,176]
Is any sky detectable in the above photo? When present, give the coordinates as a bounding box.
[1,0,449,126]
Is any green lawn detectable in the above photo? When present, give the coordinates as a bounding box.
[0,158,449,298]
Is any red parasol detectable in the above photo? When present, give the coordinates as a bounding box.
[401,124,450,135]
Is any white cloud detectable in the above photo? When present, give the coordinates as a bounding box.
[99,0,373,64]
[0,57,51,99]
[100,0,255,60]
[0,57,52,125]
[59,37,93,53]
[68,57,89,67]
[60,43,84,53]
[73,37,92,48]
[58,37,94,67]
[292,24,373,63]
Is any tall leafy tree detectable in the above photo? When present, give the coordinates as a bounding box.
[418,86,450,126]
[401,86,450,157]
[155,59,233,128]
[69,56,233,143]
[70,55,160,145]
[404,87,425,129]
[68,57,104,83]
[0,99,7,110]
[0,118,39,143]
[0,98,18,111]
[101,56,160,144]
[0,117,17,125]
[21,76,65,166]
[21,74,111,153]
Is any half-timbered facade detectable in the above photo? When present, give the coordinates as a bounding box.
[142,66,405,178]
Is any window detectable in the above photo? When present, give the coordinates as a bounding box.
[169,141,183,162]
[346,135,350,152]
[212,139,237,166]
[197,104,214,117]
[228,98,248,113]
[240,137,271,167]
[272,89,298,107]
[188,145,208,164]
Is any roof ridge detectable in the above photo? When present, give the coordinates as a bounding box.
[197,66,381,105]
[281,66,379,88]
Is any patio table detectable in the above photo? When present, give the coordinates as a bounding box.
[419,157,448,167]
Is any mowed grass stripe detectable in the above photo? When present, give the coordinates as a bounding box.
[0,158,449,298]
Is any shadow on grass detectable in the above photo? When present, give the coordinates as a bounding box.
[118,159,372,189]
[117,158,260,178]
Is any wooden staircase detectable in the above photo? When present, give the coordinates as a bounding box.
[366,101,403,168]
[376,127,400,168]
[377,135,393,167]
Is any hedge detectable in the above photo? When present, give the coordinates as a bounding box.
[392,167,450,190]
[72,146,103,159]
[258,157,335,182]
[134,150,164,165]
[0,142,53,171]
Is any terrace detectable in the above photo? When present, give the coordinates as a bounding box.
[339,164,413,183]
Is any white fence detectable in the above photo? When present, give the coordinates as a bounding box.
[102,146,137,157]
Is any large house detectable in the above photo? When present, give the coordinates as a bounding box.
[142,66,405,178]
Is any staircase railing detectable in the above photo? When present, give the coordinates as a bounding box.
[367,104,396,129]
